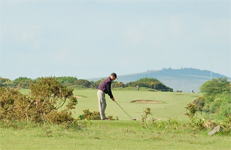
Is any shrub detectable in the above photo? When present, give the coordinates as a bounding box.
[0,77,78,124]
[80,109,117,120]
[0,87,28,121]
[193,97,205,112]
[45,110,74,124]
[80,109,101,120]
[184,103,197,119]
[141,107,152,128]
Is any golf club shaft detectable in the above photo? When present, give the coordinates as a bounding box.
[114,101,133,120]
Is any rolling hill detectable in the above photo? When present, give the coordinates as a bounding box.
[89,68,230,93]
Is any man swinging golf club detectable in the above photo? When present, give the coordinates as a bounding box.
[97,73,117,120]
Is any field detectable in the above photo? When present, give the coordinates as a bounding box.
[1,88,230,150]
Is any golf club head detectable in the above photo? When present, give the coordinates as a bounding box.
[132,118,136,121]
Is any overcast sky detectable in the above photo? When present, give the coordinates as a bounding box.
[0,0,230,80]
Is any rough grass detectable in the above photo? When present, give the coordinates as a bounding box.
[0,121,230,150]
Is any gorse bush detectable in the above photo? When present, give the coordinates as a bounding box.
[193,97,205,112]
[80,109,117,120]
[0,87,28,121]
[184,103,197,119]
[0,77,78,124]
[80,109,101,120]
[45,110,74,124]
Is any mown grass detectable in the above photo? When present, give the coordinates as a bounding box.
[72,88,202,121]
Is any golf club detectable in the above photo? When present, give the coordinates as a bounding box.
[114,101,136,121]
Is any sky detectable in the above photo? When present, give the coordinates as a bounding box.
[0,0,230,80]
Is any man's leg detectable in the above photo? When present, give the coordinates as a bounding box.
[97,90,107,120]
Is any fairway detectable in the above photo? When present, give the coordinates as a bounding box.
[19,88,202,120]
[73,89,202,121]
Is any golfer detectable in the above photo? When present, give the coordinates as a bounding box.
[97,73,117,120]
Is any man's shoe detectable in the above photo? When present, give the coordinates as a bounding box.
[102,118,110,120]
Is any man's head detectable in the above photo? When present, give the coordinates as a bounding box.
[110,73,117,81]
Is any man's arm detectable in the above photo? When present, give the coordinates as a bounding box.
[106,82,114,99]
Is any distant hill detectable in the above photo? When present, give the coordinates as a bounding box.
[89,68,231,93]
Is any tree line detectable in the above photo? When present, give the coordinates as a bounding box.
[0,76,173,91]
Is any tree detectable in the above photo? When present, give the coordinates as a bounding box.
[198,78,231,120]
[74,79,91,88]
[90,78,105,89]
[55,76,77,84]
[0,77,11,87]
[125,78,173,91]
[200,78,230,103]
